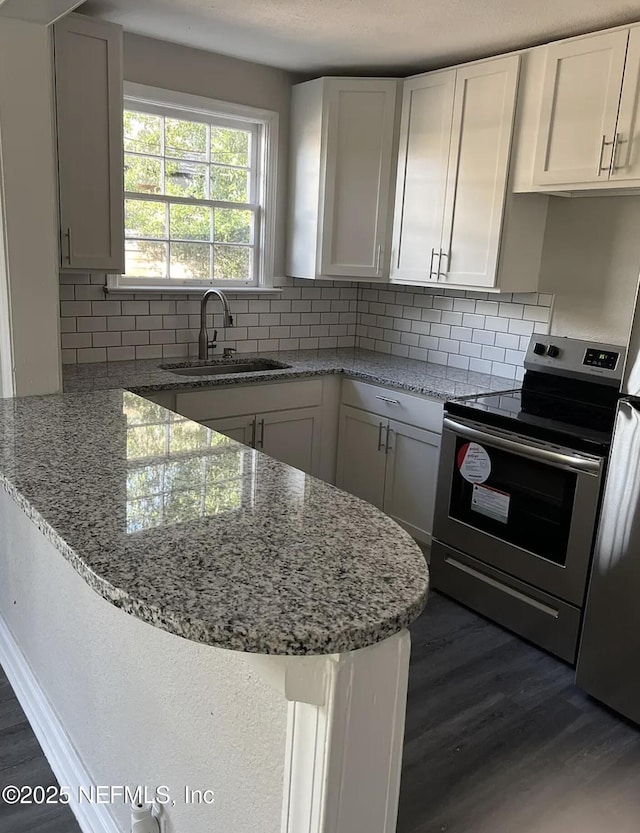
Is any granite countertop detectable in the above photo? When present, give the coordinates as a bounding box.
[0,349,513,657]
[0,389,428,655]
[62,346,516,401]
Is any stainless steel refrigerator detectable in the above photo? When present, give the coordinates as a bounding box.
[576,300,640,724]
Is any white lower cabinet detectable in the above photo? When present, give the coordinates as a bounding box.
[336,382,442,545]
[203,408,322,475]
[171,380,326,477]
[336,407,388,508]
[145,376,443,544]
[383,420,441,544]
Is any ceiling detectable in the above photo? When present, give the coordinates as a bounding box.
[81,0,640,75]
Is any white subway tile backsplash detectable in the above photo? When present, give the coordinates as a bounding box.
[462,313,485,329]
[92,332,122,348]
[60,277,552,379]
[469,357,492,374]
[77,317,106,333]
[107,346,136,361]
[481,345,506,363]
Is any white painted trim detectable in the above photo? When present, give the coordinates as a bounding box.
[105,274,284,295]
[0,117,15,397]
[0,612,121,833]
[279,630,411,833]
[122,81,279,289]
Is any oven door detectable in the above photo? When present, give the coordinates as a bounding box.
[433,415,604,605]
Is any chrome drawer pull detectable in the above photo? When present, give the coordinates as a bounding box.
[375,395,400,405]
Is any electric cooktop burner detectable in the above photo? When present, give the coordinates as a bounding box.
[445,336,625,455]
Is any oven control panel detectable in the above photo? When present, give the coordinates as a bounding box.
[583,348,620,370]
[524,336,625,386]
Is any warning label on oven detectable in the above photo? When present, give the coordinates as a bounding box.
[471,484,510,524]
[457,442,491,484]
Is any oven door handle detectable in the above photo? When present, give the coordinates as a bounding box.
[442,416,602,474]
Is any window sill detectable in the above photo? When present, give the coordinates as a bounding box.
[105,276,284,295]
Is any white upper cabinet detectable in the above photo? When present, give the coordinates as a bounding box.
[390,54,546,291]
[390,70,455,282]
[287,77,399,281]
[54,15,124,272]
[611,27,640,182]
[533,31,628,187]
[441,58,520,287]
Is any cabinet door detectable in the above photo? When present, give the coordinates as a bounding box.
[257,407,322,476]
[611,27,640,182]
[439,55,519,288]
[320,79,398,279]
[533,31,628,186]
[54,16,124,272]
[202,415,255,446]
[390,70,456,283]
[383,420,441,545]
[335,406,387,509]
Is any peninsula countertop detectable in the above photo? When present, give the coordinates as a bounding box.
[62,346,517,400]
[0,388,429,655]
[0,349,514,657]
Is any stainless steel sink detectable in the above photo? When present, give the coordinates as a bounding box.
[160,359,291,377]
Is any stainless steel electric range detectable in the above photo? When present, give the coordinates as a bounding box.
[431,335,625,663]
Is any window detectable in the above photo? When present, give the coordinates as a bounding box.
[117,83,277,290]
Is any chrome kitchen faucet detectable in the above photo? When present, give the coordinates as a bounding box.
[198,289,234,359]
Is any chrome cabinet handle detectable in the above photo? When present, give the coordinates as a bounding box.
[375,395,400,405]
[443,416,602,474]
[257,418,265,448]
[64,228,72,264]
[438,249,448,279]
[610,132,622,173]
[597,135,614,176]
[429,247,438,280]
[375,245,382,274]
[385,427,393,454]
[377,421,385,452]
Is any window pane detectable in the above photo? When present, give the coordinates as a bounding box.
[165,118,207,161]
[165,161,207,198]
[214,208,252,244]
[124,111,161,155]
[125,240,168,278]
[125,199,166,239]
[211,127,250,167]
[170,242,211,279]
[170,203,211,241]
[211,166,249,202]
[125,154,161,194]
[214,245,252,281]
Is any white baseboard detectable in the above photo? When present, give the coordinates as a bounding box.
[0,612,121,833]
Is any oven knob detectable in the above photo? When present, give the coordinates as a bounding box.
[533,342,547,355]
[547,345,560,358]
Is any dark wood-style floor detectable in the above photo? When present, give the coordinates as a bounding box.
[399,592,640,833]
[1,592,640,833]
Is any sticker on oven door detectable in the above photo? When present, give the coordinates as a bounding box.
[457,442,491,484]
[471,484,510,524]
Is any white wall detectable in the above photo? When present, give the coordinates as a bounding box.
[540,196,640,345]
[0,486,287,833]
[122,32,297,280]
[0,18,62,395]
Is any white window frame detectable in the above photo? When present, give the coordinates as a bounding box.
[112,82,278,293]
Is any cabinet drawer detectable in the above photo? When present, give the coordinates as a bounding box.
[341,379,443,433]
[430,541,581,663]
[175,379,323,422]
